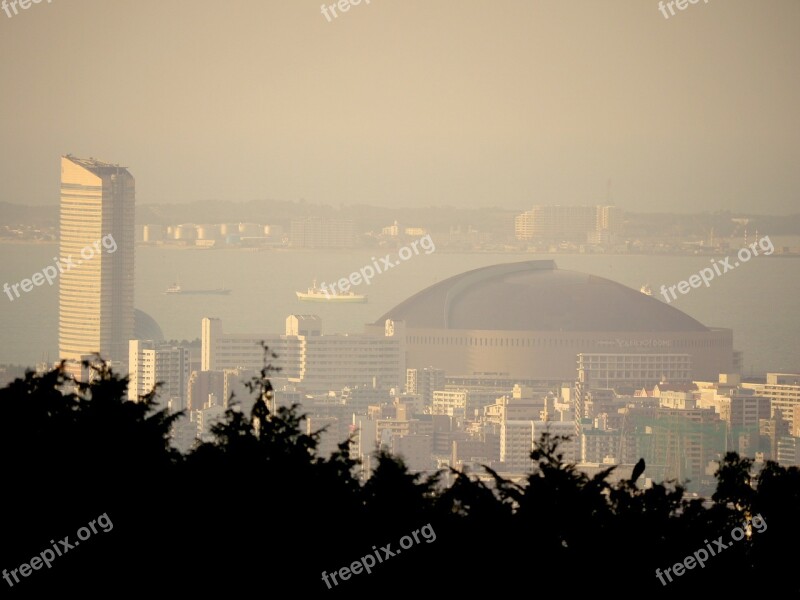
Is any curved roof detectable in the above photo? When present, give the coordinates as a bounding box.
[376,260,708,332]
[134,309,165,341]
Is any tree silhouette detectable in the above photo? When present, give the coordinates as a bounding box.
[0,353,798,594]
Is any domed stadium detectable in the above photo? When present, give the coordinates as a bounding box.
[134,309,165,342]
[375,260,734,384]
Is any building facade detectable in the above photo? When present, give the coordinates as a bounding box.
[128,340,190,411]
[201,315,405,393]
[374,261,735,384]
[59,155,135,378]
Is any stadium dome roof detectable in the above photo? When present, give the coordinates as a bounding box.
[134,309,165,341]
[376,260,708,332]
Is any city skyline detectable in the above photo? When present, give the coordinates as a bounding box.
[0,1,798,592]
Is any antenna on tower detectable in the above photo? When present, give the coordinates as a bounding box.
[606,178,612,204]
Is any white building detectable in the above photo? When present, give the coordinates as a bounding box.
[201,316,405,393]
[743,373,800,427]
[432,389,468,417]
[128,340,190,411]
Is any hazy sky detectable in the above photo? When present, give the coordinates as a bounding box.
[0,0,798,213]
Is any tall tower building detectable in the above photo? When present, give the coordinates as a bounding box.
[59,155,135,379]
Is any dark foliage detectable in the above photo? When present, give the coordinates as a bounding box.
[0,355,796,595]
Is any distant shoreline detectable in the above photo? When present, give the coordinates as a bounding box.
[1,238,797,258]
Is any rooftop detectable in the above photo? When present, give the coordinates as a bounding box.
[377,260,710,333]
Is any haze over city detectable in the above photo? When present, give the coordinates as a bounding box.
[1,0,799,212]
[1,0,799,595]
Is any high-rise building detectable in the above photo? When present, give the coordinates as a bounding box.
[128,340,190,411]
[59,155,135,379]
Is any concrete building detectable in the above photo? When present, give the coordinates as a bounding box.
[695,379,771,456]
[578,353,693,390]
[406,367,445,408]
[201,316,303,375]
[202,315,404,394]
[432,389,468,417]
[452,434,500,471]
[582,428,621,464]
[743,373,800,426]
[484,389,542,425]
[627,406,725,494]
[532,420,578,462]
[128,340,190,411]
[59,155,135,378]
[500,420,535,473]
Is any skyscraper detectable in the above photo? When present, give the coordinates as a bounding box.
[59,155,135,379]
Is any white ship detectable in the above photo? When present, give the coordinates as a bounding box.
[640,284,653,296]
[296,280,367,303]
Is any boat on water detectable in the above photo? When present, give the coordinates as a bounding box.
[296,279,367,303]
[640,284,653,296]
[164,282,232,295]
